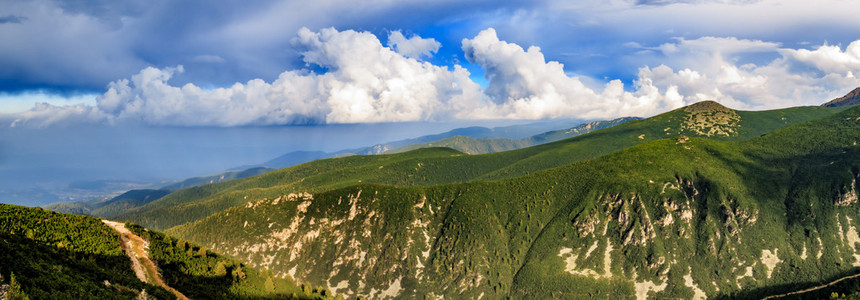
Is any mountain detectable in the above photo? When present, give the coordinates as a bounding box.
[0,204,330,299]
[112,102,845,231]
[385,117,637,155]
[258,151,331,170]
[45,189,172,217]
[81,101,853,299]
[162,102,860,299]
[160,167,275,190]
[823,87,860,107]
[525,117,639,144]
[19,101,860,299]
[254,119,593,168]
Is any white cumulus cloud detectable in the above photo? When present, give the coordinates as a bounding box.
[9,27,483,127]
[461,28,683,120]
[782,41,860,75]
[634,37,860,110]
[386,31,441,59]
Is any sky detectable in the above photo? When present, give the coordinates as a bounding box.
[1,0,860,205]
[2,0,860,126]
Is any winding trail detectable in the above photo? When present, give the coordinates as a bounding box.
[102,220,190,300]
[761,271,860,300]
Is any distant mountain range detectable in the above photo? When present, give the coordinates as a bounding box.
[385,117,637,154]
[254,118,619,169]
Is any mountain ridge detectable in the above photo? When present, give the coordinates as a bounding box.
[385,117,638,155]
[823,87,860,107]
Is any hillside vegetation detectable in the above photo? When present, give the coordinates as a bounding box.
[0,204,174,299]
[152,102,860,299]
[115,103,846,230]
[0,204,330,299]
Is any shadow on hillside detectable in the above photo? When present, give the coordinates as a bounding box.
[0,233,316,299]
[715,268,860,299]
[0,232,175,299]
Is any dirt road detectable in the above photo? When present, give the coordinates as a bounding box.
[762,271,860,299]
[102,220,190,300]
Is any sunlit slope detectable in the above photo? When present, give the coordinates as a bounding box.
[169,105,860,299]
[116,102,845,230]
[473,102,846,180]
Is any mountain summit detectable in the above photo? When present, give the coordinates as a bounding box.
[682,100,732,113]
[681,100,740,137]
[822,87,860,107]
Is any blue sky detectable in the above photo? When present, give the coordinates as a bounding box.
[2,0,859,126]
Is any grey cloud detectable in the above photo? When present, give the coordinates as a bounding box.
[0,15,27,24]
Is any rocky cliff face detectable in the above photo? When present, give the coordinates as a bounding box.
[823,87,860,107]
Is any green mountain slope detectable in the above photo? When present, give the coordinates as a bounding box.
[0,204,328,299]
[167,105,860,299]
[114,102,845,230]
[385,117,637,155]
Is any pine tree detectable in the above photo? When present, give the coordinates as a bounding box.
[214,261,227,277]
[7,272,30,300]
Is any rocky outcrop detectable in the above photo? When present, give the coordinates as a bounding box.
[822,87,860,107]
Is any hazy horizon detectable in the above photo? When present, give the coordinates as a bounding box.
[0,118,574,206]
